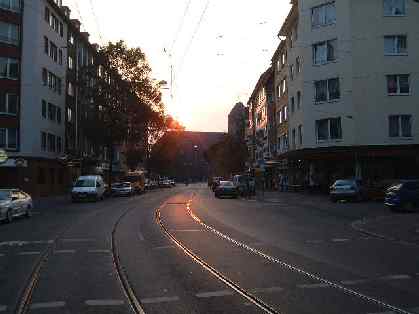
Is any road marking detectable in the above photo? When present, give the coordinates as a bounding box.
[380,274,411,281]
[251,287,284,294]
[88,249,111,254]
[54,250,76,254]
[170,229,203,233]
[0,305,6,312]
[0,240,52,247]
[140,296,180,304]
[367,311,395,314]
[152,245,176,250]
[332,238,351,242]
[297,283,330,289]
[30,301,66,310]
[196,290,234,298]
[341,279,370,285]
[85,299,125,306]
[18,251,41,256]
[62,238,96,243]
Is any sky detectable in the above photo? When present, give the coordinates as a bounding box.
[63,0,291,132]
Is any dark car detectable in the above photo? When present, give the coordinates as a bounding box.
[329,179,367,202]
[214,181,238,199]
[385,180,419,212]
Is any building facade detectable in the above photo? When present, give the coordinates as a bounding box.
[0,0,112,197]
[279,0,419,189]
[228,102,246,142]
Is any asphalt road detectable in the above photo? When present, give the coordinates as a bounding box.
[1,184,418,314]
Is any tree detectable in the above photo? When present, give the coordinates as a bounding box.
[204,135,248,177]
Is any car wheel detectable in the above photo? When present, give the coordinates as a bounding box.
[6,210,13,223]
[25,206,32,218]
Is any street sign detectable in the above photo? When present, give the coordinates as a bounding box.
[0,149,8,164]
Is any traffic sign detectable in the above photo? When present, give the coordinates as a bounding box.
[0,149,8,164]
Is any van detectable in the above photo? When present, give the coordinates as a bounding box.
[71,175,106,202]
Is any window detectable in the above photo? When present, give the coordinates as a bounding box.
[284,106,288,121]
[292,129,296,149]
[298,125,303,145]
[280,79,286,96]
[0,21,19,45]
[44,36,49,54]
[0,93,18,115]
[59,49,63,65]
[389,115,412,137]
[57,107,61,124]
[57,136,62,153]
[297,91,301,109]
[67,107,73,122]
[387,74,410,95]
[315,78,340,102]
[384,35,407,55]
[0,57,19,79]
[0,128,17,149]
[289,65,294,81]
[44,7,50,22]
[42,68,47,85]
[384,0,406,16]
[278,109,283,124]
[68,81,74,96]
[41,132,47,151]
[68,56,74,69]
[49,42,57,62]
[313,39,337,65]
[59,22,64,37]
[291,97,295,113]
[48,103,56,121]
[0,0,20,12]
[312,2,336,28]
[42,100,47,118]
[68,32,74,45]
[47,133,56,152]
[296,57,301,73]
[316,118,342,141]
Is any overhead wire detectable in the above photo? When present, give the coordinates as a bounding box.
[87,0,105,44]
[170,0,193,53]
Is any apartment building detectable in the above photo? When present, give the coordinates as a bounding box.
[277,0,419,189]
[247,67,274,168]
[228,102,247,143]
[0,0,111,196]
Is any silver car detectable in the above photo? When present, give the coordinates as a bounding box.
[0,189,33,223]
[111,182,134,197]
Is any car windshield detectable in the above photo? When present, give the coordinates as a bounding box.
[335,180,355,186]
[0,191,11,200]
[75,179,95,188]
[220,181,234,187]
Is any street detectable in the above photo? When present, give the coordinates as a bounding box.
[1,184,419,314]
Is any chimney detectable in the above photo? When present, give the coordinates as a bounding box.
[71,19,81,31]
[61,6,71,18]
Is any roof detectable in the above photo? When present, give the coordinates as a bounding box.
[271,40,286,63]
[247,67,273,105]
[278,3,298,37]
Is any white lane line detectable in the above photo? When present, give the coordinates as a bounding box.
[170,229,203,233]
[30,301,66,310]
[331,238,351,243]
[0,305,6,312]
[32,240,54,244]
[152,245,176,250]
[297,283,330,289]
[88,249,111,254]
[341,279,370,285]
[54,250,76,254]
[62,238,96,243]
[196,290,234,298]
[252,286,284,294]
[85,299,125,306]
[380,274,411,281]
[138,231,145,241]
[140,296,180,304]
[18,251,41,256]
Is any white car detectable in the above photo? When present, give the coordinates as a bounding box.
[0,189,33,223]
[111,182,134,197]
[71,175,106,202]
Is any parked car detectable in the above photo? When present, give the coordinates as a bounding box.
[71,175,106,202]
[111,182,135,197]
[170,179,176,187]
[329,179,367,202]
[385,180,419,212]
[0,189,33,223]
[161,180,172,188]
[214,181,238,199]
[122,171,146,194]
[211,177,222,191]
